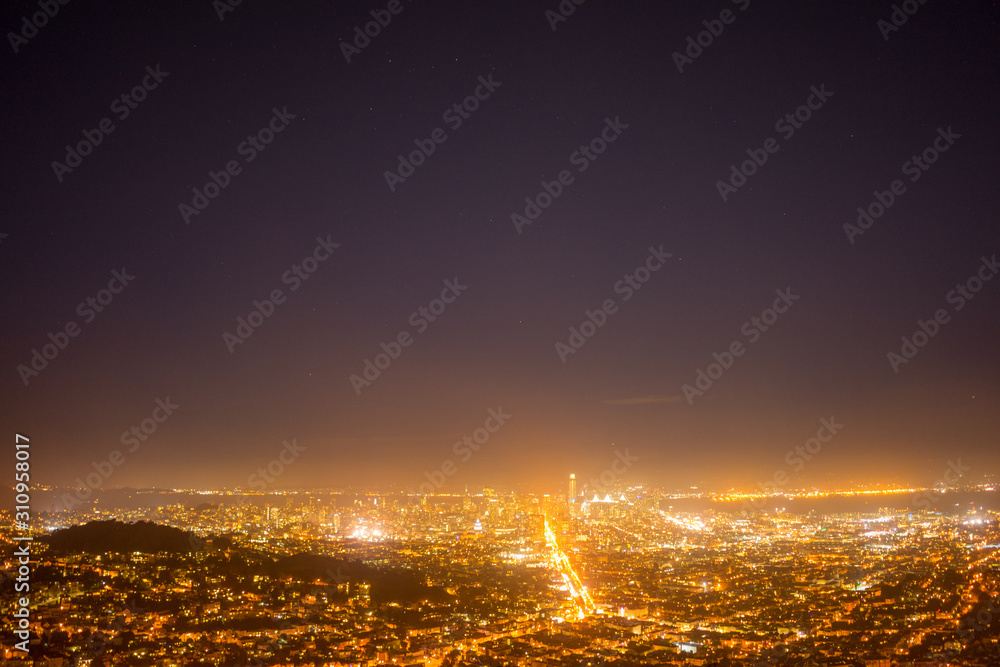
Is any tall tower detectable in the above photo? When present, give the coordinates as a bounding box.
[568,474,577,506]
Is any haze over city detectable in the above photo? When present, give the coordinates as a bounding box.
[3,3,998,496]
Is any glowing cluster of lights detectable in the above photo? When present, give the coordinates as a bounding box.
[660,511,708,532]
[350,525,383,541]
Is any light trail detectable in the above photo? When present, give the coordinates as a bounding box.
[543,517,595,616]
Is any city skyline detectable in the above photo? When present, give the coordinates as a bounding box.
[7,481,999,663]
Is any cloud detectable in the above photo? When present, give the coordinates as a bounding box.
[602,395,685,406]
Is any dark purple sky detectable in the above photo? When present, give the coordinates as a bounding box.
[2,1,998,495]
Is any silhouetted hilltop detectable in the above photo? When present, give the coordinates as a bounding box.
[46,520,196,553]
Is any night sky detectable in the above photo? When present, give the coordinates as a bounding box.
[3,1,999,495]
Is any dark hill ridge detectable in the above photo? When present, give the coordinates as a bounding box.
[46,520,195,553]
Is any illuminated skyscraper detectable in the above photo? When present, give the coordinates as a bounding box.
[569,474,577,508]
